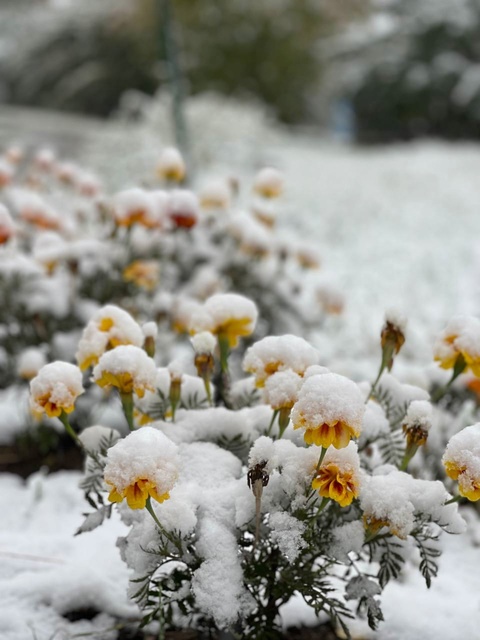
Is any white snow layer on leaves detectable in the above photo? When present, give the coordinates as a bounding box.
[328,521,365,563]
[269,512,306,562]
[375,372,429,406]
[78,425,121,453]
[103,426,179,495]
[359,400,390,447]
[243,334,320,384]
[360,468,465,538]
[291,372,364,432]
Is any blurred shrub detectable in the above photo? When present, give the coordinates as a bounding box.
[352,7,480,142]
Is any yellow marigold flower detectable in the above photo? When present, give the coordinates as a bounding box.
[156,147,186,183]
[104,426,179,510]
[193,293,258,348]
[243,335,320,388]
[30,361,84,418]
[443,423,480,501]
[312,443,360,507]
[93,345,157,399]
[291,373,364,449]
[434,316,480,377]
[123,260,160,291]
[76,305,144,371]
[253,167,284,199]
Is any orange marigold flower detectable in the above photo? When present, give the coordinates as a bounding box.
[30,361,84,418]
[312,443,361,507]
[443,423,480,501]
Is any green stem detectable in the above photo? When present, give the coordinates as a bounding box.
[309,497,330,521]
[277,407,291,439]
[315,447,328,474]
[120,391,135,431]
[265,409,279,437]
[203,377,213,407]
[444,494,463,505]
[431,355,467,403]
[218,333,230,374]
[59,411,83,448]
[145,496,168,535]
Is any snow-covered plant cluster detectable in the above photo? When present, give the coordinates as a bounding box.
[26,295,475,639]
[0,144,339,406]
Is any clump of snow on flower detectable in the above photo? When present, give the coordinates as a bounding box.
[443,423,480,496]
[263,370,302,409]
[199,178,231,210]
[203,292,258,336]
[76,305,143,370]
[434,315,480,369]
[360,467,465,539]
[253,167,284,198]
[110,187,157,227]
[93,345,157,395]
[248,436,277,474]
[0,203,15,241]
[191,331,217,354]
[157,146,186,181]
[229,211,272,257]
[269,512,306,562]
[243,334,320,386]
[403,400,433,431]
[384,308,408,334]
[142,322,158,340]
[322,441,361,478]
[30,361,84,413]
[291,373,364,434]
[104,426,179,497]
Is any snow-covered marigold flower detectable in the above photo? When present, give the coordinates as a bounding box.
[296,243,320,270]
[264,370,302,411]
[312,442,361,507]
[76,305,144,371]
[443,423,480,501]
[402,400,432,450]
[199,293,258,348]
[381,310,407,370]
[291,373,364,449]
[434,316,480,376]
[123,260,160,291]
[93,345,157,398]
[253,167,284,199]
[243,335,320,388]
[156,147,186,183]
[104,426,179,509]
[17,347,47,381]
[30,361,84,418]
[111,188,158,228]
[167,189,199,229]
[199,179,231,210]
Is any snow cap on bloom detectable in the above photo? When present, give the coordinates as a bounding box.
[111,188,158,228]
[443,423,480,501]
[312,442,361,507]
[191,331,217,355]
[199,179,231,210]
[316,284,344,315]
[243,335,320,388]
[13,190,60,230]
[381,308,407,369]
[34,147,56,171]
[229,211,272,259]
[0,204,15,244]
[76,304,144,371]
[434,315,480,376]
[402,400,432,448]
[93,345,157,398]
[253,167,284,199]
[123,259,160,291]
[142,322,158,340]
[263,370,302,411]
[167,189,199,229]
[196,293,258,348]
[30,361,84,418]
[291,373,364,449]
[32,231,67,272]
[156,147,186,183]
[104,426,179,509]
[17,347,47,380]
[296,242,320,270]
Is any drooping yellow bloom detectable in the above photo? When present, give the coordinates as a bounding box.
[434,316,480,377]
[123,260,160,291]
[311,442,361,508]
[107,478,170,510]
[312,462,359,507]
[442,423,480,502]
[291,373,364,450]
[92,345,157,399]
[30,362,84,418]
[191,294,258,349]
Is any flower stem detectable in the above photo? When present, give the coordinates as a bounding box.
[218,333,230,374]
[59,411,83,448]
[315,447,328,474]
[277,407,291,439]
[120,391,135,431]
[444,494,463,505]
[265,409,279,437]
[431,355,467,403]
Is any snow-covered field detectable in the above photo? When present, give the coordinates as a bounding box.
[2,105,480,639]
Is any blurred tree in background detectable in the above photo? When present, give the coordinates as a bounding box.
[0,0,367,124]
[349,0,480,142]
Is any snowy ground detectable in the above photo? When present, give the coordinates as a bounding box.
[2,104,480,638]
